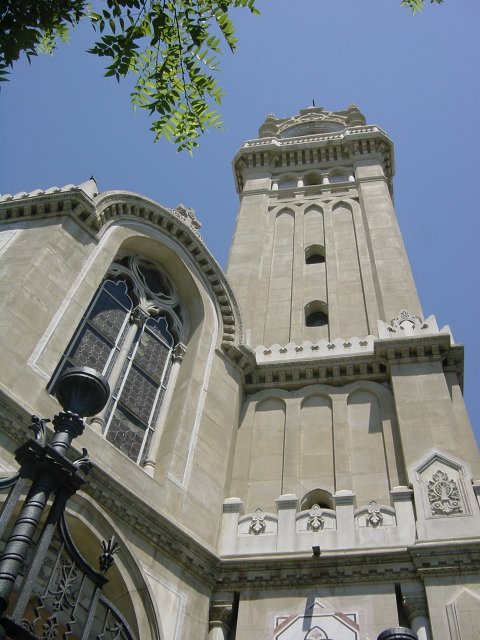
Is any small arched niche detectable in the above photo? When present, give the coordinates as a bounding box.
[305,244,325,265]
[300,488,334,510]
[305,300,328,327]
[278,175,297,190]
[304,171,323,186]
[328,172,350,184]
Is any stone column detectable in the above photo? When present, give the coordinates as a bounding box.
[209,596,234,640]
[390,486,415,544]
[333,490,355,548]
[218,498,243,556]
[402,593,432,640]
[143,343,186,476]
[276,494,298,552]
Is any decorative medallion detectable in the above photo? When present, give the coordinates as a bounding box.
[427,469,463,515]
[307,504,325,531]
[366,501,383,527]
[250,508,266,534]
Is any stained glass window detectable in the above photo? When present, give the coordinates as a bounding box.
[51,256,185,465]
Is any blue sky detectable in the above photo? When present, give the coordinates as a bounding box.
[1,0,479,441]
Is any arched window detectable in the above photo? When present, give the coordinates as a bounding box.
[278,176,297,190]
[329,173,349,184]
[305,244,325,264]
[51,255,186,465]
[300,488,333,511]
[303,171,322,186]
[305,301,328,327]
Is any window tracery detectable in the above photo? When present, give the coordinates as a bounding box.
[51,255,186,465]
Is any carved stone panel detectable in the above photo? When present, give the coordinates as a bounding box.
[415,454,471,519]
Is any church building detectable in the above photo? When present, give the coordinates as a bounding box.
[0,105,478,639]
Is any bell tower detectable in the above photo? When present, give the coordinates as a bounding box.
[228,105,422,347]
[223,106,480,640]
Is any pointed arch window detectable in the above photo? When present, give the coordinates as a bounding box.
[51,255,187,465]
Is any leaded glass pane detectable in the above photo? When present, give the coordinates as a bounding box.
[67,325,113,372]
[89,282,131,344]
[135,332,171,383]
[119,365,157,424]
[106,407,146,462]
[57,279,132,379]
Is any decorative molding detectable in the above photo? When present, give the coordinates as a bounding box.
[377,310,450,339]
[255,336,375,363]
[245,352,386,392]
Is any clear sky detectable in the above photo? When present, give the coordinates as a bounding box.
[1,0,479,441]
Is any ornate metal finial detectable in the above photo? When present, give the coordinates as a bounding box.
[73,448,93,474]
[29,415,50,445]
[99,537,120,574]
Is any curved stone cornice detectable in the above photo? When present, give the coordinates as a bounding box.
[0,186,244,351]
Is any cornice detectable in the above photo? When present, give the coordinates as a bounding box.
[229,332,463,394]
[232,125,394,192]
[0,187,243,350]
[409,540,480,577]
[245,352,387,392]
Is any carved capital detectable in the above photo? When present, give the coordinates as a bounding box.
[209,601,234,632]
[173,343,187,363]
[129,306,149,328]
[402,594,428,621]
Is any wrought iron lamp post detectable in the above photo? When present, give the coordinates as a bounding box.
[0,367,129,640]
[377,628,418,640]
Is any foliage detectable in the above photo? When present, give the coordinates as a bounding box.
[400,0,443,14]
[0,0,258,152]
[1,0,444,150]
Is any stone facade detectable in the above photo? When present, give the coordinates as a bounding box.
[0,106,478,639]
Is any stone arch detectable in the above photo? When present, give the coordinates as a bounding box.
[329,200,368,337]
[232,395,287,513]
[304,171,323,186]
[299,395,334,497]
[263,209,295,346]
[304,204,325,249]
[347,388,390,505]
[278,175,298,190]
[300,488,334,510]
